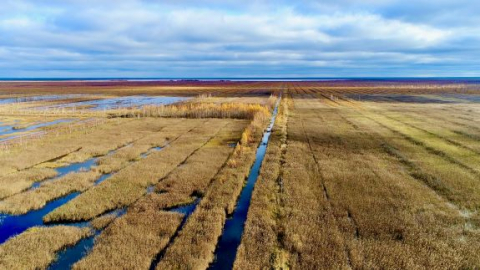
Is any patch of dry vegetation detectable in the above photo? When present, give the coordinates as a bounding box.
[0,168,57,199]
[352,111,480,210]
[73,211,183,270]
[90,212,119,230]
[0,118,155,172]
[94,119,185,174]
[0,118,180,203]
[285,96,480,268]
[0,226,91,270]
[0,171,101,214]
[0,121,191,214]
[133,120,248,212]
[276,101,350,269]
[43,119,229,222]
[108,101,270,120]
[64,119,248,269]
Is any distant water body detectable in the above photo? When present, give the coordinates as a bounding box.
[0,77,480,82]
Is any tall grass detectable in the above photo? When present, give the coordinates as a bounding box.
[109,102,270,120]
[43,120,231,222]
[0,226,91,270]
[73,211,183,270]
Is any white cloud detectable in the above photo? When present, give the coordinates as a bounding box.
[0,0,478,77]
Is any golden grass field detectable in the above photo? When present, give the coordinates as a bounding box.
[1,80,480,269]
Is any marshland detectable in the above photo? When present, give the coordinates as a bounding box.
[1,80,480,269]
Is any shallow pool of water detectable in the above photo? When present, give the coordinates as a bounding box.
[0,192,80,244]
[47,208,126,270]
[30,156,98,190]
[0,119,72,141]
[46,96,189,110]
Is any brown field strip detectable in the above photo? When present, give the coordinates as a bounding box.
[73,211,183,270]
[134,120,248,211]
[231,90,480,269]
[292,97,480,268]
[0,171,101,214]
[0,117,164,173]
[0,118,180,199]
[373,106,480,154]
[345,110,480,211]
[0,168,58,200]
[70,120,248,269]
[43,119,231,222]
[276,99,350,269]
[0,126,180,214]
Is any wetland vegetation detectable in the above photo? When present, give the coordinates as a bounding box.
[1,80,480,269]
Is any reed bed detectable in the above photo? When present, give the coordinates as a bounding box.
[94,119,185,174]
[0,168,58,199]
[108,102,270,120]
[133,120,247,212]
[43,120,228,222]
[41,120,246,269]
[4,81,480,269]
[369,113,480,175]
[276,103,350,269]
[0,117,177,173]
[351,109,480,210]
[0,226,92,270]
[0,118,133,172]
[90,212,119,230]
[73,211,183,270]
[286,96,480,268]
[232,92,480,269]
[0,119,175,201]
[0,118,106,151]
[0,171,101,215]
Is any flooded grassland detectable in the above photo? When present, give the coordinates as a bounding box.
[1,81,480,270]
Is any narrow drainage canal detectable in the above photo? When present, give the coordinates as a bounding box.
[208,97,280,270]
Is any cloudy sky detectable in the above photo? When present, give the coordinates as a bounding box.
[1,0,479,78]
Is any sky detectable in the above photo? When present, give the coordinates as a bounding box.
[0,0,479,78]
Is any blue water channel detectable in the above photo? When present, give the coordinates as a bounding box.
[47,208,127,270]
[149,198,201,270]
[208,97,280,270]
[0,192,80,244]
[0,156,100,244]
[30,157,98,190]
[0,142,165,245]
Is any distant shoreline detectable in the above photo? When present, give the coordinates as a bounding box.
[0,77,479,82]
